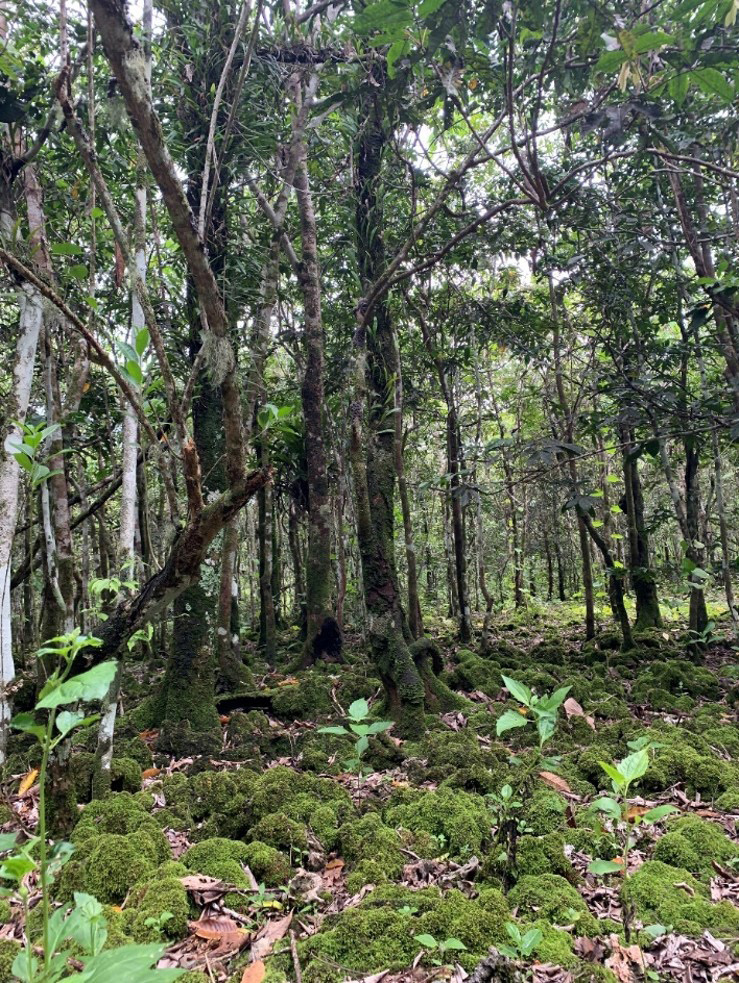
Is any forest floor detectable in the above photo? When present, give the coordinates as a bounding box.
[2,602,739,983]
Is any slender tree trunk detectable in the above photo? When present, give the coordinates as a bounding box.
[292,78,335,666]
[620,423,662,629]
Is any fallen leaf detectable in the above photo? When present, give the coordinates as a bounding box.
[18,769,38,796]
[250,912,292,962]
[538,771,573,794]
[563,697,596,730]
[624,805,648,820]
[190,915,241,939]
[277,678,299,687]
[219,714,231,724]
[241,962,266,983]
[141,767,161,780]
[138,729,159,741]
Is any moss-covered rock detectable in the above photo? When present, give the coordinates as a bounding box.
[345,859,390,893]
[248,812,309,855]
[0,939,21,983]
[242,841,291,887]
[508,874,599,935]
[270,674,333,720]
[127,875,190,942]
[623,861,739,935]
[385,787,491,857]
[520,789,568,836]
[522,919,578,968]
[85,833,159,903]
[338,812,406,878]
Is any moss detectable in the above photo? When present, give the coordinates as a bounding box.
[515,833,576,881]
[345,859,390,893]
[415,888,509,956]
[110,756,142,793]
[307,803,343,851]
[250,766,350,823]
[248,812,308,855]
[176,973,211,983]
[522,919,578,968]
[715,790,739,811]
[183,837,248,871]
[242,841,291,887]
[270,674,333,720]
[128,876,190,942]
[508,874,599,935]
[338,812,406,878]
[72,792,163,847]
[115,736,153,768]
[520,789,567,836]
[445,650,503,696]
[0,900,11,923]
[385,787,490,857]
[653,817,738,875]
[623,861,739,935]
[85,833,158,903]
[300,905,417,977]
[0,940,21,983]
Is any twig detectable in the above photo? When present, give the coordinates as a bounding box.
[289,930,303,983]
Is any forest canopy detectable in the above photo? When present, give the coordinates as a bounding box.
[0,1,739,981]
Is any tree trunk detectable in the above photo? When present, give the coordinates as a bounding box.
[620,424,662,630]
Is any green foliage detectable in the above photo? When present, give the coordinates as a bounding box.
[496,676,570,746]
[318,698,393,777]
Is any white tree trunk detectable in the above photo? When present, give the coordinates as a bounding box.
[0,283,43,764]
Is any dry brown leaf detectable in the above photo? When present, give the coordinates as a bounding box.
[138,729,159,741]
[190,915,241,939]
[277,678,299,687]
[250,912,293,962]
[141,767,161,780]
[325,858,344,871]
[563,697,596,730]
[624,805,648,820]
[18,769,38,796]
[538,771,573,794]
[241,963,266,983]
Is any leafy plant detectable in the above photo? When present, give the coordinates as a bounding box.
[588,746,678,941]
[6,420,63,489]
[497,922,543,962]
[413,933,467,967]
[0,629,182,983]
[318,698,393,788]
[496,676,571,747]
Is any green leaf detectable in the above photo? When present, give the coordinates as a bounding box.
[631,31,673,53]
[520,927,543,954]
[588,859,624,875]
[643,804,679,824]
[501,675,532,707]
[592,796,622,821]
[348,698,370,721]
[135,328,150,357]
[64,943,185,983]
[50,241,83,256]
[386,38,410,78]
[442,937,467,951]
[617,748,650,785]
[537,685,571,712]
[691,67,734,103]
[669,71,691,104]
[414,934,437,948]
[496,709,529,736]
[56,710,99,738]
[598,761,626,788]
[505,922,521,943]
[595,50,628,72]
[0,833,18,852]
[317,726,348,735]
[355,734,369,756]
[37,662,118,709]
[418,0,448,15]
[9,712,45,740]
[366,720,393,735]
[125,360,143,385]
[68,263,88,280]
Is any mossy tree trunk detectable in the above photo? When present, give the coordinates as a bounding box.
[351,76,462,737]
[620,423,662,630]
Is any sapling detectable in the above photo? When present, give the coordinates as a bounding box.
[413,933,467,967]
[497,922,543,962]
[495,676,571,749]
[587,745,678,942]
[318,698,393,794]
[0,629,184,983]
